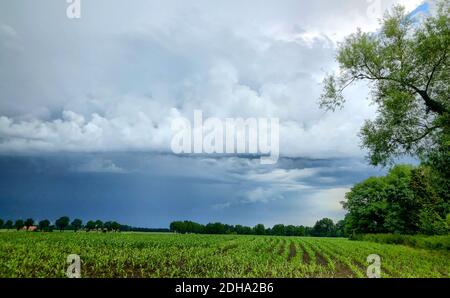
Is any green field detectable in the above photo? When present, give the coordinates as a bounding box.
[0,231,449,278]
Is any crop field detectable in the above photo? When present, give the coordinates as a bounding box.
[0,232,449,278]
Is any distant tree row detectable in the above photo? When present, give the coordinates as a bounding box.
[1,216,347,237]
[0,217,170,233]
[0,217,119,232]
[169,218,346,237]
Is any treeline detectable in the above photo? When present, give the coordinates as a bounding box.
[0,217,169,233]
[170,218,346,237]
[343,165,450,236]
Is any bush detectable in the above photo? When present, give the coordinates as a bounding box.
[418,208,448,235]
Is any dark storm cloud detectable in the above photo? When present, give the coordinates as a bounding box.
[0,153,385,227]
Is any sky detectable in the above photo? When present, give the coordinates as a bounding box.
[0,0,428,227]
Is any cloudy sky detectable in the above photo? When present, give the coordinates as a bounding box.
[0,0,427,227]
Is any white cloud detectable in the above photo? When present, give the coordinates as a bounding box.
[0,0,426,160]
[305,187,349,213]
[282,187,350,225]
[242,187,285,204]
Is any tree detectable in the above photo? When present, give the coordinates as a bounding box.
[24,218,34,228]
[103,221,112,231]
[243,226,253,235]
[343,164,448,235]
[55,216,70,232]
[71,219,83,232]
[234,224,244,234]
[38,219,50,231]
[343,176,389,234]
[4,220,13,230]
[85,220,96,231]
[253,224,266,235]
[294,225,306,236]
[235,225,252,235]
[205,222,226,234]
[312,218,336,237]
[14,220,24,230]
[0,219,3,229]
[111,221,120,232]
[383,165,419,234]
[272,224,286,236]
[94,220,103,231]
[170,221,183,233]
[224,224,235,234]
[285,225,296,236]
[419,207,448,235]
[319,2,450,167]
[335,220,346,237]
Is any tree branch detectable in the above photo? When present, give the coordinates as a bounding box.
[339,77,358,93]
[425,51,447,92]
[354,61,448,115]
[394,125,440,146]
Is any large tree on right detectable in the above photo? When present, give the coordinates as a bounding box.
[319,2,449,168]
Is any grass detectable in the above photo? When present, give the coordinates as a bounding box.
[0,232,448,278]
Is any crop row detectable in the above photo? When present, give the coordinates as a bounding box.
[0,232,448,278]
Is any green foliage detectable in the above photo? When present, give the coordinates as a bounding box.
[253,224,266,235]
[418,208,448,235]
[319,1,450,167]
[38,219,50,231]
[103,221,112,231]
[335,220,346,237]
[24,218,34,228]
[111,221,120,231]
[294,225,307,236]
[55,216,70,231]
[285,225,296,236]
[343,176,389,234]
[4,220,13,230]
[71,219,83,232]
[85,220,96,231]
[94,220,103,230]
[271,224,286,236]
[312,218,336,237]
[353,233,450,250]
[344,164,449,235]
[6,217,125,233]
[14,220,24,231]
[205,222,227,234]
[169,220,337,237]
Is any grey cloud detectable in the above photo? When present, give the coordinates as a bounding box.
[0,0,422,159]
[73,158,126,173]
